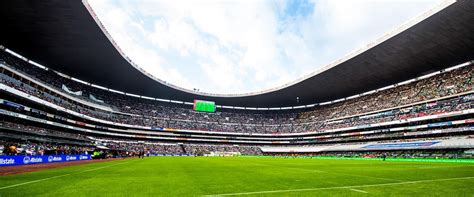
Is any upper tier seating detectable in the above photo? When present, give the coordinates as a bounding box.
[0,50,473,134]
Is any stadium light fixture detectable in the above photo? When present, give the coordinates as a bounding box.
[418,71,441,80]
[377,85,395,92]
[445,61,472,72]
[108,88,125,94]
[54,71,71,79]
[5,48,28,62]
[91,84,108,90]
[155,98,170,103]
[361,90,376,96]
[320,101,331,105]
[346,95,360,100]
[28,60,48,70]
[170,100,184,104]
[71,77,90,85]
[125,93,140,98]
[398,79,416,86]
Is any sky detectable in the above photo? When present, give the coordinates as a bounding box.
[88,0,444,95]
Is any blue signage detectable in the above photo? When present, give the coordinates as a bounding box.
[150,127,164,131]
[0,154,91,167]
[362,141,441,149]
[427,121,452,127]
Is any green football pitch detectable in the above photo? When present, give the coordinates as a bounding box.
[1,157,473,196]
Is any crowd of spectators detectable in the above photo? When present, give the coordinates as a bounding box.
[0,140,94,156]
[183,144,262,155]
[310,126,471,144]
[265,136,474,159]
[2,68,471,135]
[2,48,472,158]
[1,50,473,135]
[315,149,471,159]
[0,121,91,142]
[275,136,467,151]
[98,139,262,156]
[2,137,469,159]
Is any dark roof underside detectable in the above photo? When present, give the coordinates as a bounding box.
[0,0,473,107]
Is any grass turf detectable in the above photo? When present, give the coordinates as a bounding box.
[0,157,473,196]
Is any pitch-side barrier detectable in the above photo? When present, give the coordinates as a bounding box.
[0,154,91,167]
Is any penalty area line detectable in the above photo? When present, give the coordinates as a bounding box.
[0,161,132,190]
[349,188,368,194]
[203,176,474,196]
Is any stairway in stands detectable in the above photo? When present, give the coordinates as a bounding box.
[180,144,187,154]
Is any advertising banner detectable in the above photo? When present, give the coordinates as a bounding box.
[362,141,441,149]
[0,154,91,167]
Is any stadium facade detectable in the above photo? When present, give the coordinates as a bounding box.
[0,0,473,161]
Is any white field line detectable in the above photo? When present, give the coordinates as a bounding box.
[294,167,401,182]
[203,176,474,196]
[349,188,369,194]
[355,164,474,171]
[416,165,474,169]
[0,161,132,190]
[251,163,402,182]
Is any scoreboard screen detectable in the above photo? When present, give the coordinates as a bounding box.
[193,100,216,113]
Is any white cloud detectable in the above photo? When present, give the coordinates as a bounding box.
[88,0,443,94]
[88,0,194,90]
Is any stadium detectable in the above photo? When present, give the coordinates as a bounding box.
[0,0,473,196]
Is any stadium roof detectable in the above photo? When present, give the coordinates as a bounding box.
[0,0,473,108]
